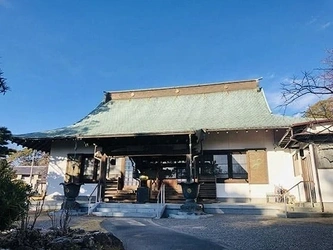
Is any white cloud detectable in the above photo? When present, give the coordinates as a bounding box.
[306,17,317,25]
[265,87,323,116]
[289,94,321,111]
[321,22,331,30]
[305,17,331,31]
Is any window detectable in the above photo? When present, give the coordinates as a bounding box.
[66,154,99,183]
[176,167,187,179]
[199,151,248,181]
[83,157,97,180]
[231,153,247,179]
[213,155,228,178]
[292,153,301,176]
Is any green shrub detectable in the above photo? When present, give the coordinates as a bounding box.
[0,159,31,231]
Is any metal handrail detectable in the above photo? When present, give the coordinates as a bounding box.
[283,180,315,217]
[157,183,165,205]
[156,183,166,218]
[88,183,100,215]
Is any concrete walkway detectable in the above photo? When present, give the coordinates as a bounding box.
[101,218,224,250]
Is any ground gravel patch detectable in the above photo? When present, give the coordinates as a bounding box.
[152,214,333,250]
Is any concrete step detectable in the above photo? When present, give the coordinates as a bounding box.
[97,207,157,213]
[164,203,283,217]
[287,206,321,212]
[285,212,333,218]
[286,202,322,213]
[91,203,166,218]
[91,211,156,218]
[276,203,333,218]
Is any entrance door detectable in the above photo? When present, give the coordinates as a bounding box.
[197,155,217,200]
[301,151,316,203]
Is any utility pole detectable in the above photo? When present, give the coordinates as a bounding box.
[29,149,36,186]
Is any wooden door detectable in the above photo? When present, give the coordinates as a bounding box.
[301,151,316,203]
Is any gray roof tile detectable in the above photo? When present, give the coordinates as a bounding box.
[14,81,309,139]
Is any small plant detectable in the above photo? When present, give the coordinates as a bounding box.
[29,196,45,230]
[47,209,59,230]
[59,208,72,234]
[47,205,72,234]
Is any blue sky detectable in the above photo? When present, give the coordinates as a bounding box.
[0,0,332,135]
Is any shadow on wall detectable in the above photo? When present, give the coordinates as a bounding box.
[321,170,333,205]
[48,156,66,176]
[46,171,64,199]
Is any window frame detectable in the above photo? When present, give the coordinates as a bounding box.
[66,154,99,183]
[198,149,267,183]
[199,150,248,180]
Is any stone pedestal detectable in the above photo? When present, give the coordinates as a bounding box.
[60,182,82,210]
[179,182,203,213]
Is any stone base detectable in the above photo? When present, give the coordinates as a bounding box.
[61,200,80,210]
[169,211,213,219]
[180,201,204,213]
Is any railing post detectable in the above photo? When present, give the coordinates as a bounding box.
[284,180,317,218]
[284,193,287,218]
[309,182,313,206]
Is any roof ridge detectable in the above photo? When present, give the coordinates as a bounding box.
[107,79,260,100]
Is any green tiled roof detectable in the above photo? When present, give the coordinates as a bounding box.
[14,80,308,140]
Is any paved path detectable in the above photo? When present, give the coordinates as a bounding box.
[101,218,225,250]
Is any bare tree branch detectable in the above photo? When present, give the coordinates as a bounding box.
[280,49,333,119]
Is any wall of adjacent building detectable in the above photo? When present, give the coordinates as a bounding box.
[15,174,44,194]
[313,143,333,209]
[317,169,333,203]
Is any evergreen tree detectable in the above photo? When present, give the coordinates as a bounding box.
[0,67,9,94]
[0,128,31,231]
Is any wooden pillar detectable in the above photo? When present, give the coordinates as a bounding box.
[99,154,108,202]
[186,134,193,183]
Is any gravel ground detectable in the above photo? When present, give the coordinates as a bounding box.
[152,215,333,250]
[32,213,107,232]
[32,213,333,250]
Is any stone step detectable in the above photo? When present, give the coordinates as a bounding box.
[98,203,161,208]
[286,202,322,213]
[91,203,166,218]
[97,207,158,213]
[92,211,156,218]
[287,206,321,213]
[284,212,333,218]
[164,203,283,217]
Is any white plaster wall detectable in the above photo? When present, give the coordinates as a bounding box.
[266,150,303,199]
[204,130,298,200]
[318,169,333,202]
[216,183,249,197]
[46,140,98,200]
